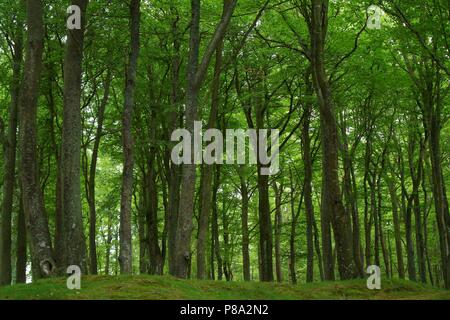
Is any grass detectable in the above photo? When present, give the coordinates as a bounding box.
[0,275,449,300]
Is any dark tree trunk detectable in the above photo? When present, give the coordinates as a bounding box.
[137,184,148,274]
[211,165,223,280]
[386,169,405,279]
[146,111,163,275]
[119,0,140,274]
[166,7,182,276]
[273,183,283,283]
[302,97,315,283]
[0,20,22,286]
[422,81,450,289]
[340,112,364,278]
[408,132,427,283]
[256,94,273,282]
[289,171,299,284]
[401,150,417,281]
[363,137,372,268]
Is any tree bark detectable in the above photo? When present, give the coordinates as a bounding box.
[61,0,89,272]
[86,70,111,275]
[238,167,251,281]
[309,0,354,280]
[166,8,182,276]
[302,75,315,283]
[173,0,236,278]
[15,193,27,284]
[196,42,223,279]
[19,0,56,278]
[386,168,405,279]
[273,183,283,283]
[119,0,140,274]
[0,20,22,286]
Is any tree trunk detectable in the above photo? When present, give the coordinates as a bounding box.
[196,42,223,279]
[146,111,163,275]
[211,165,223,280]
[422,82,450,289]
[302,99,315,283]
[340,112,364,278]
[0,21,22,286]
[386,169,405,279]
[15,193,27,284]
[119,0,140,274]
[86,70,111,275]
[238,167,251,281]
[273,183,283,283]
[19,0,56,278]
[173,0,236,278]
[167,7,182,276]
[60,0,89,272]
[309,0,354,280]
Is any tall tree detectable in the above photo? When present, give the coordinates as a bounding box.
[0,6,23,286]
[172,0,237,278]
[119,0,141,274]
[308,0,355,280]
[61,0,89,272]
[19,0,55,278]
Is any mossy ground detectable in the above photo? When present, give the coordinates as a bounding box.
[0,275,449,300]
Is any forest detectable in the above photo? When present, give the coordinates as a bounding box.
[0,0,449,296]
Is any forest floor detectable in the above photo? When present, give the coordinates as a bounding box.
[0,275,449,300]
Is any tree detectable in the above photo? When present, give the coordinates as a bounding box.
[61,0,89,273]
[119,0,141,274]
[172,0,237,279]
[18,0,55,278]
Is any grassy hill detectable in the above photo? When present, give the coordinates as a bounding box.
[0,275,449,300]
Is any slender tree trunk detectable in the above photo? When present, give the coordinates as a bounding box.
[363,137,372,268]
[238,167,251,281]
[273,183,283,283]
[137,183,148,274]
[196,42,223,279]
[309,0,354,280]
[119,0,140,274]
[45,61,63,267]
[15,193,27,284]
[167,7,182,276]
[289,173,299,284]
[409,133,427,283]
[211,165,223,280]
[86,70,111,275]
[340,112,364,278]
[19,0,56,278]
[104,213,112,275]
[404,180,417,281]
[302,96,315,283]
[146,112,163,275]
[386,170,405,279]
[0,21,23,286]
[312,210,324,281]
[173,0,236,278]
[60,0,89,273]
[377,175,390,278]
[423,85,450,289]
[256,96,274,282]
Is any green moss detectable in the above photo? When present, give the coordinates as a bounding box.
[0,275,449,300]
